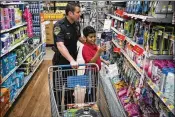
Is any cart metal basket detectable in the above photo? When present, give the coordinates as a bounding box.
[48,63,101,117]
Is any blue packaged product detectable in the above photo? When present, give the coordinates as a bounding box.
[15,72,24,89]
[8,53,17,71]
[2,56,9,77]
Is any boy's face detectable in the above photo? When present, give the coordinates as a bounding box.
[86,33,96,45]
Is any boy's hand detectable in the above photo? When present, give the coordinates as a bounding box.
[98,45,106,54]
[104,61,110,66]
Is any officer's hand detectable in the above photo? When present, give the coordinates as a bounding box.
[70,60,78,69]
[79,37,86,44]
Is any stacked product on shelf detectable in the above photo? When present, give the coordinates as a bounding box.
[109,53,174,116]
[0,88,10,117]
[0,2,45,117]
[55,1,67,14]
[45,21,54,45]
[42,1,65,21]
[0,6,23,31]
[144,59,175,104]
[43,1,55,13]
[28,1,41,37]
[105,1,175,117]
[0,26,28,56]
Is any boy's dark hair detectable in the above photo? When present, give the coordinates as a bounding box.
[65,2,80,15]
[83,26,96,37]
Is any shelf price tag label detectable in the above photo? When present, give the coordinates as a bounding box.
[115,9,124,16]
[132,45,144,56]
[117,34,126,41]
[113,47,120,53]
[168,105,174,110]
[156,91,162,97]
[162,97,167,103]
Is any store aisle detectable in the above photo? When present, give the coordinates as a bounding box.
[7,60,52,117]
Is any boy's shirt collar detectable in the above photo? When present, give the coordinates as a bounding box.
[84,43,97,50]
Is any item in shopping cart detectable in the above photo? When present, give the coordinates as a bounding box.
[74,85,86,104]
[67,75,89,88]
[75,108,99,117]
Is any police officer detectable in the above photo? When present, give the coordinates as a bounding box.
[52,2,85,112]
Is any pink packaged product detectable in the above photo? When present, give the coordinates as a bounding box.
[143,59,150,72]
[23,7,33,38]
[118,88,127,97]
[0,8,5,30]
[8,8,15,28]
[128,109,139,117]
[121,96,130,106]
[124,103,134,111]
[127,104,140,117]
[3,8,10,29]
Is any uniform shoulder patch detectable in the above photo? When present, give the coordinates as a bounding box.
[54,26,61,35]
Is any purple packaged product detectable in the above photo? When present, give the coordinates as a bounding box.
[8,8,15,28]
[11,8,15,26]
[0,8,5,30]
[1,34,9,55]
[3,8,10,29]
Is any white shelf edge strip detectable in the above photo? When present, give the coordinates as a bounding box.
[31,52,44,66]
[110,80,128,117]
[2,44,43,84]
[1,37,29,57]
[0,22,27,33]
[1,2,28,5]
[112,39,143,75]
[11,58,44,104]
[111,27,145,51]
[107,14,125,21]
[147,78,175,115]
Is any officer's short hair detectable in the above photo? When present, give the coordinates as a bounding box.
[65,2,80,15]
[83,26,96,37]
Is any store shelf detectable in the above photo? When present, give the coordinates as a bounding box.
[0,2,28,5]
[11,58,44,104]
[0,22,27,33]
[111,27,144,51]
[110,80,128,117]
[112,39,143,75]
[147,77,175,115]
[1,37,29,57]
[1,43,42,84]
[31,52,43,66]
[31,13,40,15]
[33,24,40,26]
[124,13,172,23]
[107,14,125,21]
[147,53,173,60]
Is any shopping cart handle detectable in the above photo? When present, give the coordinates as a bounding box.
[58,63,99,69]
[58,64,86,68]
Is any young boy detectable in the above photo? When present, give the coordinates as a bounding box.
[82,26,109,70]
[82,26,109,103]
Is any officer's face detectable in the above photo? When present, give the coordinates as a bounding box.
[86,33,96,45]
[70,6,81,21]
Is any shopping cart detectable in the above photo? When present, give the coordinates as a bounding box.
[48,63,101,117]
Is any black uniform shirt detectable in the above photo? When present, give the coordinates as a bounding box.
[53,17,81,61]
